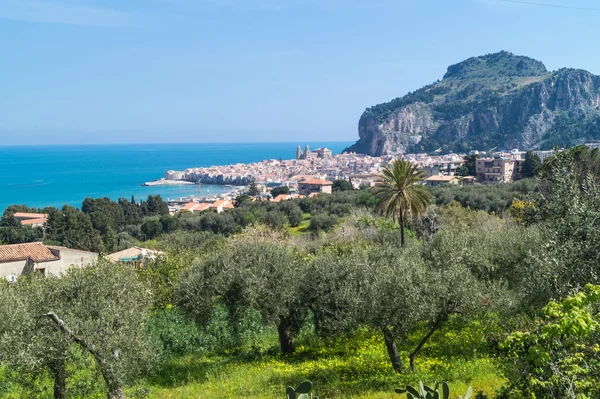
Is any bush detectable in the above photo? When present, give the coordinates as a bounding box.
[148,306,203,355]
[309,213,338,232]
[141,218,163,240]
[498,285,600,399]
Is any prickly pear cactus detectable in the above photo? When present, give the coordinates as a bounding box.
[395,380,472,399]
[285,380,319,399]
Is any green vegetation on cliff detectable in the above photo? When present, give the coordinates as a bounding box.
[346,51,600,155]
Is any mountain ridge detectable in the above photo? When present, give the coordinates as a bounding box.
[345,51,600,155]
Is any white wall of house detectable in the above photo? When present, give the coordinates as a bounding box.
[0,260,30,278]
[45,246,98,276]
[1,247,98,279]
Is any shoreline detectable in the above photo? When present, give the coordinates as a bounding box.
[142,178,196,187]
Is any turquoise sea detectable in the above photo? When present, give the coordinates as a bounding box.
[0,142,351,212]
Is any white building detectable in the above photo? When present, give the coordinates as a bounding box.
[532,150,554,163]
[0,242,98,280]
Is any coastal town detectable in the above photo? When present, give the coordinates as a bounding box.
[146,144,574,213]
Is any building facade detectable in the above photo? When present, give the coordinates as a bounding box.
[298,179,333,195]
[425,176,460,186]
[13,212,48,228]
[0,242,98,280]
[532,150,554,163]
[296,145,333,160]
[476,157,516,183]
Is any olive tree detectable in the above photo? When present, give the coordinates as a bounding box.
[178,228,306,354]
[0,276,71,399]
[0,262,157,399]
[304,238,375,336]
[366,244,435,372]
[305,238,433,373]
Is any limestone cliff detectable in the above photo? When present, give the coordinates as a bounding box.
[345,51,600,155]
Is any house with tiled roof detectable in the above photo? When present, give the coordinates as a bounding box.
[180,202,212,213]
[13,212,48,228]
[209,199,234,213]
[298,179,333,195]
[0,242,98,280]
[271,194,291,203]
[105,247,165,269]
[425,175,460,187]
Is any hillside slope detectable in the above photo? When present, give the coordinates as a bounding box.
[345,51,600,155]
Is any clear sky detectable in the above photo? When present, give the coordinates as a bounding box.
[1,0,600,145]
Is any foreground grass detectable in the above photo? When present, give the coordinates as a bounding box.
[0,319,504,398]
[146,322,503,399]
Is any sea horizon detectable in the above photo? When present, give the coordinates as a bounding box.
[0,141,352,212]
[0,140,352,148]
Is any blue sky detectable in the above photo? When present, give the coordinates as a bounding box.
[1,0,599,145]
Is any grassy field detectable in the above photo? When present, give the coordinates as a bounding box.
[144,321,503,399]
[0,311,503,399]
[288,213,312,236]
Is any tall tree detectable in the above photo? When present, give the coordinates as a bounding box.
[373,159,431,246]
[455,154,479,177]
[269,185,289,198]
[247,182,261,197]
[521,151,541,178]
[332,179,353,192]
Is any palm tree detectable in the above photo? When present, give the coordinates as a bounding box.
[373,159,431,246]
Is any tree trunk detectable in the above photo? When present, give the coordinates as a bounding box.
[277,316,295,354]
[409,316,445,371]
[107,385,126,399]
[100,364,125,399]
[49,360,66,399]
[399,210,405,247]
[38,312,126,399]
[381,327,402,373]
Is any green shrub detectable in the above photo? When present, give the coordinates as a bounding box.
[498,284,600,399]
[148,306,204,355]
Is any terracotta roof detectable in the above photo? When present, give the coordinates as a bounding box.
[105,247,164,263]
[300,179,333,185]
[271,194,289,203]
[0,242,59,263]
[181,202,198,211]
[194,203,212,211]
[20,218,47,225]
[13,212,48,219]
[210,200,229,208]
[308,193,320,198]
[223,201,235,209]
[426,176,458,182]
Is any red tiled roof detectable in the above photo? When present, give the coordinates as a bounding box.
[300,179,333,185]
[0,242,59,263]
[181,202,198,211]
[195,203,212,211]
[271,194,289,203]
[210,200,229,208]
[13,212,49,219]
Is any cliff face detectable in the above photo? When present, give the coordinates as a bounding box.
[345,51,600,155]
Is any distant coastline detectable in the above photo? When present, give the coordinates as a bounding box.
[0,142,352,212]
[142,178,195,186]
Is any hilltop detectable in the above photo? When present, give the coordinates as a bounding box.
[345,51,600,155]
